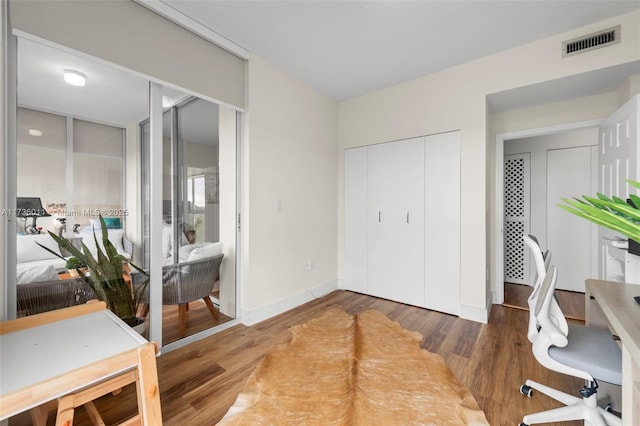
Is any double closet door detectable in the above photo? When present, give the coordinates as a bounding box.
[344,131,460,315]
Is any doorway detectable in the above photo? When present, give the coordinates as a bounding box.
[140,95,238,346]
[495,120,601,308]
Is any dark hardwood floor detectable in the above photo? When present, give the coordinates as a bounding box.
[503,281,585,321]
[9,290,584,426]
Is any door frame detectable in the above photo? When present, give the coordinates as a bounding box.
[494,119,601,304]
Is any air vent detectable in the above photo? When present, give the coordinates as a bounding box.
[562,25,620,57]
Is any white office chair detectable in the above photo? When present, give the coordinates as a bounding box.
[522,234,559,343]
[519,265,622,426]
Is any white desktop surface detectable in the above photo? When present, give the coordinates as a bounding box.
[587,280,640,363]
[0,309,148,417]
[586,279,640,425]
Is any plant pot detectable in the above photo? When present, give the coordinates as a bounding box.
[131,317,146,334]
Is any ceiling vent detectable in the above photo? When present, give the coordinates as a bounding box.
[562,25,620,57]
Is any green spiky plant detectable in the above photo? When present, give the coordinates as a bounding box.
[558,179,640,243]
[38,215,149,326]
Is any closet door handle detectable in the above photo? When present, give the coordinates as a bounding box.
[406,211,410,223]
[378,211,382,222]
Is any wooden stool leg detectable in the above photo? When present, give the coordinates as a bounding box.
[83,402,106,426]
[178,304,187,338]
[203,296,219,319]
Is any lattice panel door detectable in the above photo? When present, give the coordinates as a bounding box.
[504,154,530,284]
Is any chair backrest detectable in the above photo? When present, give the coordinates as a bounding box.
[523,234,550,288]
[523,234,565,342]
[133,253,224,305]
[534,265,568,348]
[530,265,597,383]
[17,277,89,316]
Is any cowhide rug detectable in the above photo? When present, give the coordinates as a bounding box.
[218,308,489,425]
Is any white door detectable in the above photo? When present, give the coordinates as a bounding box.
[599,95,640,270]
[424,131,460,315]
[367,138,425,305]
[344,147,368,294]
[547,146,595,292]
[599,95,638,200]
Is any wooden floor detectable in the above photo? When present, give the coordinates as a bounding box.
[504,282,586,321]
[156,299,233,346]
[9,290,585,426]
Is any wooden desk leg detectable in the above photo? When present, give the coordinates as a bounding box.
[135,343,162,424]
[55,395,76,426]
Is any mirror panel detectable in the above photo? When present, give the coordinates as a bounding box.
[13,34,237,348]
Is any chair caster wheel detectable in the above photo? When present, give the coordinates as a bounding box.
[519,384,533,397]
[519,423,529,426]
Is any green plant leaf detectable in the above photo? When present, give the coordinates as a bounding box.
[627,179,640,191]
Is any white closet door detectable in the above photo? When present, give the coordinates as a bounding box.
[344,147,368,293]
[547,146,594,292]
[367,138,425,305]
[425,131,460,315]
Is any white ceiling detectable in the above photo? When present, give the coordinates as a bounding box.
[17,38,217,145]
[162,0,640,102]
[16,0,640,133]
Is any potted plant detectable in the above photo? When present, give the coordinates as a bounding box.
[65,256,86,277]
[38,215,149,328]
[558,179,640,242]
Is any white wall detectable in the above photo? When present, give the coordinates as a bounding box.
[242,55,338,323]
[338,11,640,321]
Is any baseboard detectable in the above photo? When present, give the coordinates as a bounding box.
[240,279,340,326]
[459,303,489,324]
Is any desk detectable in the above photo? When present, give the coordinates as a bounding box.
[586,279,640,425]
[0,302,162,425]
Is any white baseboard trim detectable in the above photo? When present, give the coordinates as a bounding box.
[240,279,340,326]
[459,303,489,324]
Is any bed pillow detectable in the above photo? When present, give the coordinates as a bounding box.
[16,234,62,263]
[81,229,125,255]
[103,217,122,229]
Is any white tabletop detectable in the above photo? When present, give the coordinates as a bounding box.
[0,310,148,397]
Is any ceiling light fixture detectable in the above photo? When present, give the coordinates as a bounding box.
[63,69,86,86]
[28,129,43,137]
